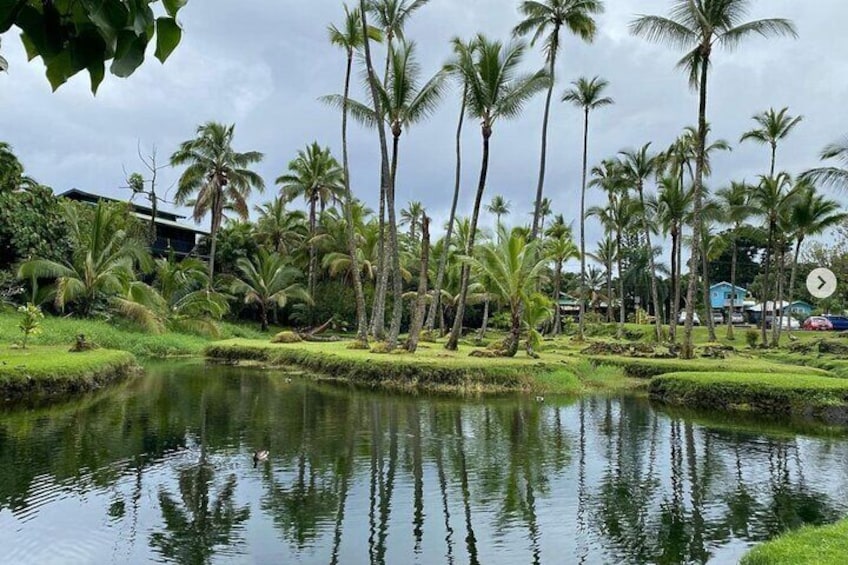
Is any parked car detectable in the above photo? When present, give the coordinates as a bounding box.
[803,316,834,331]
[766,315,800,330]
[824,315,848,331]
[731,312,745,325]
[678,311,701,326]
[711,312,724,324]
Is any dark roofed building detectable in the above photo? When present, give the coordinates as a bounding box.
[60,189,208,258]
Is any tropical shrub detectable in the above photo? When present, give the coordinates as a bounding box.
[746,329,759,349]
[17,303,43,348]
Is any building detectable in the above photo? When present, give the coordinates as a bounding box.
[746,300,814,323]
[788,300,814,318]
[60,189,208,258]
[709,282,747,311]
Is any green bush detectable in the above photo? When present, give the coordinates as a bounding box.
[270,331,302,344]
[746,329,759,349]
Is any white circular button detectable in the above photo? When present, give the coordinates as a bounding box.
[807,268,837,299]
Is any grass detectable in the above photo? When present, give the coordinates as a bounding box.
[650,371,848,423]
[742,518,848,565]
[0,345,137,400]
[0,309,265,358]
[587,355,835,379]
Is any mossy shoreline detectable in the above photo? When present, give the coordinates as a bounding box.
[741,517,848,564]
[0,346,139,403]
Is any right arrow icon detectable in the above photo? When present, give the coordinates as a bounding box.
[808,268,837,299]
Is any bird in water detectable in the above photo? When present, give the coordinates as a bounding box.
[535,395,545,403]
[253,450,269,468]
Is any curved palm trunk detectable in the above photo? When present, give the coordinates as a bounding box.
[341,49,370,345]
[207,189,224,282]
[553,258,563,335]
[761,222,774,347]
[638,183,663,342]
[361,3,393,344]
[308,199,318,325]
[386,131,405,348]
[617,232,625,340]
[670,226,679,341]
[701,235,716,342]
[370,185,389,338]
[446,127,491,351]
[426,92,466,332]
[504,304,521,358]
[530,31,558,241]
[682,49,709,359]
[726,233,737,339]
[578,107,590,340]
[605,251,613,324]
[785,235,804,336]
[406,216,430,353]
[774,241,787,345]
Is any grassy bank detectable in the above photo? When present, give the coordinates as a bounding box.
[650,372,848,424]
[742,518,848,565]
[587,355,834,379]
[205,339,645,394]
[0,345,137,401]
[0,310,264,358]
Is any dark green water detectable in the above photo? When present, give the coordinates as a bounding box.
[1,361,847,564]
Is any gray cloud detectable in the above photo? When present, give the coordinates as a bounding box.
[1,0,845,262]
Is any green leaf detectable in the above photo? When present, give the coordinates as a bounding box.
[154,17,181,63]
[88,59,105,94]
[45,51,74,91]
[110,30,147,78]
[0,0,23,33]
[162,0,188,18]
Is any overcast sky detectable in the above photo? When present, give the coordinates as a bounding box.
[2,0,847,258]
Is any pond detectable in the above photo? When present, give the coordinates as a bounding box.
[1,361,847,564]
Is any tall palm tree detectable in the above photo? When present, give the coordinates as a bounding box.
[801,137,848,192]
[254,196,307,255]
[545,216,579,335]
[444,35,549,351]
[714,181,754,339]
[366,0,430,80]
[466,227,548,356]
[620,143,663,340]
[328,3,381,345]
[277,142,344,323]
[231,249,310,332]
[424,37,479,334]
[170,122,265,280]
[654,176,693,341]
[512,0,604,240]
[785,183,846,329]
[400,200,425,241]
[590,236,616,322]
[538,197,553,234]
[486,195,512,232]
[631,0,797,358]
[751,172,798,346]
[562,75,613,340]
[740,107,803,177]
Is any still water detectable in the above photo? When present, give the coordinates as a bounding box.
[1,361,847,564]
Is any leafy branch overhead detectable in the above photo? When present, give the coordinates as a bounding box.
[0,0,188,93]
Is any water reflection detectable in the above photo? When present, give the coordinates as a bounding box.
[0,361,846,564]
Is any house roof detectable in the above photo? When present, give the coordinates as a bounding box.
[710,282,747,292]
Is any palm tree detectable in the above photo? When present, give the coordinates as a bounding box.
[620,143,663,340]
[154,255,229,336]
[445,35,549,351]
[631,0,797,358]
[545,217,579,335]
[276,142,344,323]
[424,37,479,334]
[715,181,754,339]
[590,236,616,322]
[18,201,152,317]
[170,122,265,280]
[538,197,553,234]
[740,107,803,177]
[328,3,381,345]
[366,0,430,81]
[512,0,604,240]
[751,172,798,346]
[231,249,311,332]
[465,227,548,356]
[254,196,308,255]
[802,137,848,192]
[785,183,846,329]
[562,75,613,340]
[486,195,512,232]
[400,200,425,241]
[654,176,693,341]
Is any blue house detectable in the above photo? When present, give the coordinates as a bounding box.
[788,301,814,318]
[709,282,747,310]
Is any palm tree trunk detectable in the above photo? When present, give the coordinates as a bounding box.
[446,126,491,351]
[553,259,563,336]
[670,227,679,341]
[361,3,392,342]
[341,50,370,346]
[638,183,662,342]
[386,131,405,348]
[606,254,613,323]
[761,223,774,347]
[617,232,625,340]
[371,185,389,338]
[478,299,490,340]
[208,190,223,282]
[260,303,269,332]
[530,31,558,241]
[726,233,737,339]
[770,143,776,178]
[308,199,318,325]
[425,91,466,333]
[701,234,716,342]
[774,242,787,345]
[504,305,521,358]
[578,108,589,341]
[682,48,710,360]
[407,216,430,353]
[785,236,804,334]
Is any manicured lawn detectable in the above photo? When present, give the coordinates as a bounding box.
[742,518,848,565]
[587,355,835,379]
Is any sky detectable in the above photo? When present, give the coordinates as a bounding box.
[2,0,847,262]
